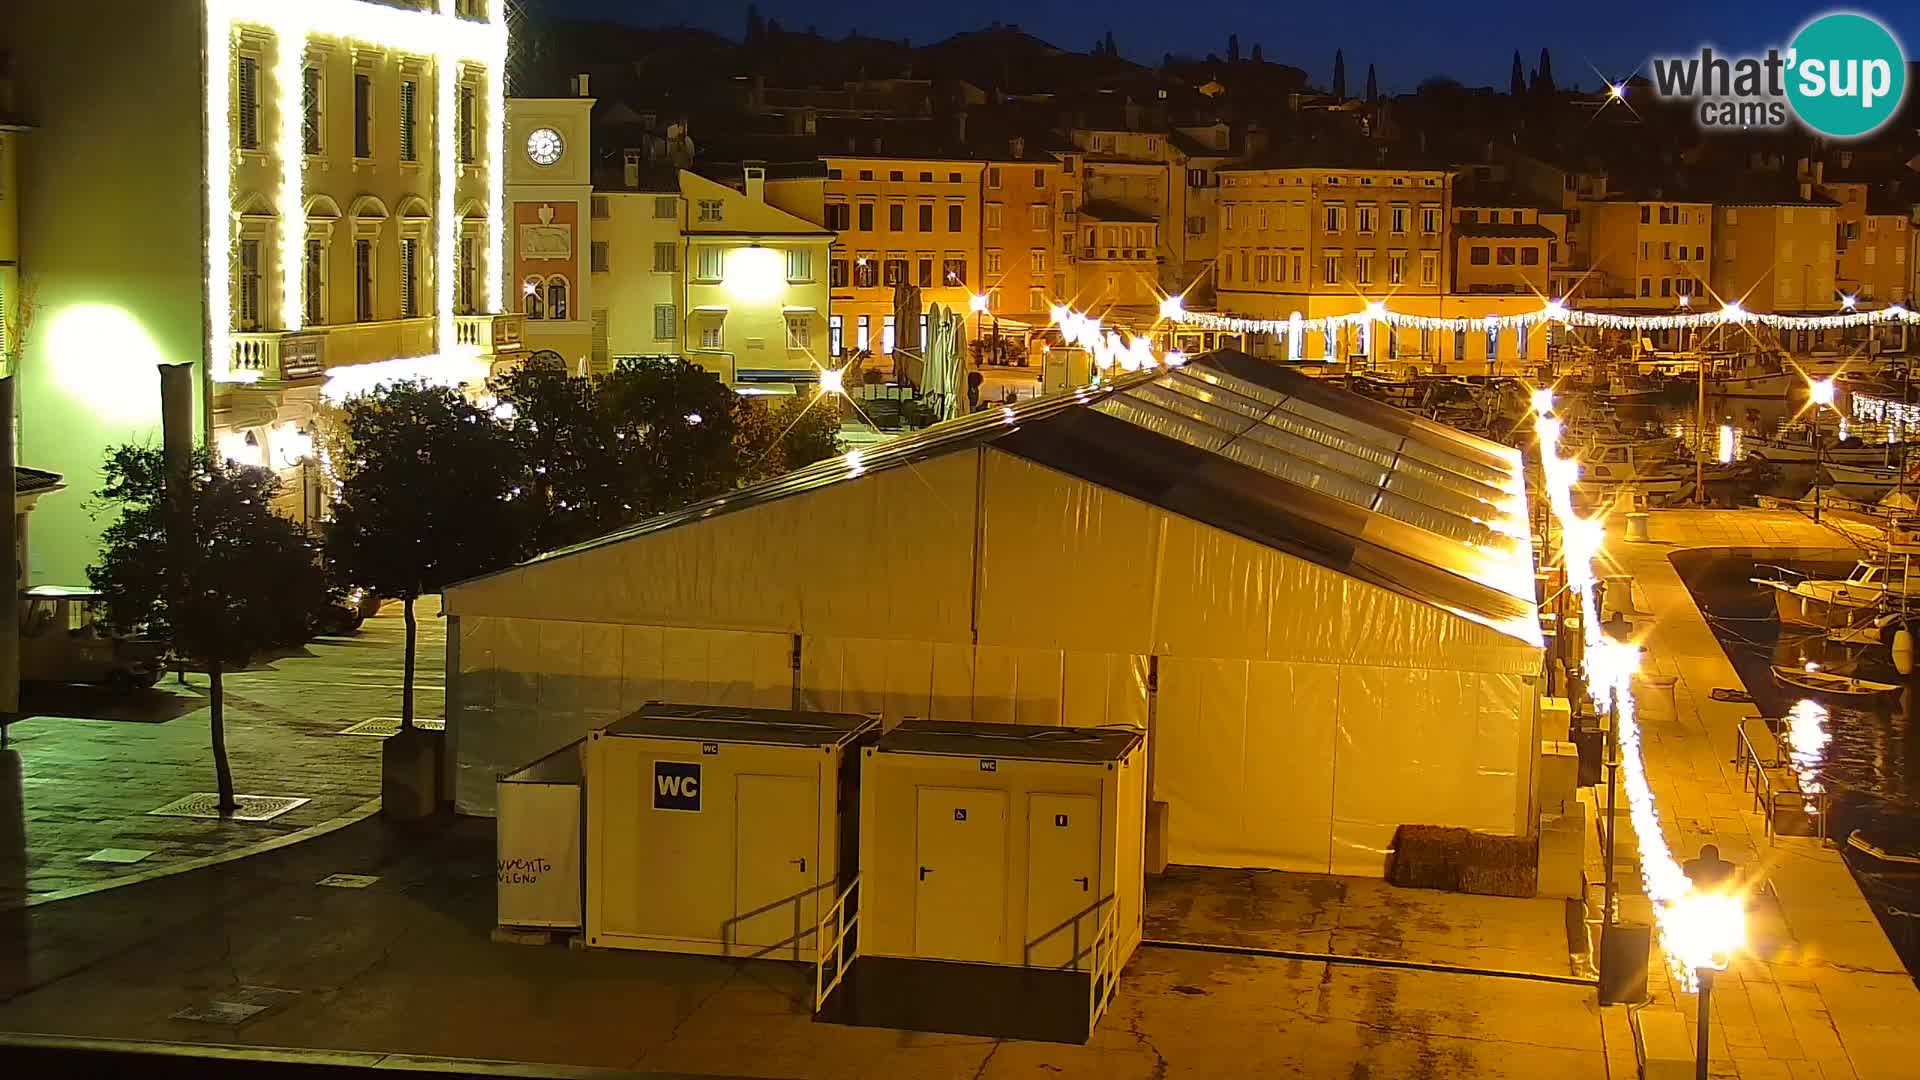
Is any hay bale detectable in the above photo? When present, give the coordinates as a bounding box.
[1389,825,1539,898]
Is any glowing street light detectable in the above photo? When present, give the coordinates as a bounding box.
[1842,293,1859,311]
[1158,295,1185,320]
[968,293,989,314]
[1607,82,1626,100]
[1530,388,1556,415]
[1809,377,1836,407]
[817,366,845,396]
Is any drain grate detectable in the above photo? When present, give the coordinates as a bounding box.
[172,985,303,1025]
[84,848,156,864]
[337,716,445,737]
[149,793,311,822]
[316,873,380,889]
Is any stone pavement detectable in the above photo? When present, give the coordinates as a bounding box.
[0,598,446,908]
[0,814,1611,1079]
[1599,509,1920,1080]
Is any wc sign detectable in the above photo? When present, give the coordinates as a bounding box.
[653,761,702,812]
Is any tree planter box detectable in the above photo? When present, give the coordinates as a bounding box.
[383,726,445,819]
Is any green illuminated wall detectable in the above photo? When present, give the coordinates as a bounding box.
[10,1,208,585]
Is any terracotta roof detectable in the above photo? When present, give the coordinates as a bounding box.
[17,467,62,494]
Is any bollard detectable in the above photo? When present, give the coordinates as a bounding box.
[1625,512,1651,542]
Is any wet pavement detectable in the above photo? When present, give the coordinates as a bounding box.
[0,814,1609,1078]
[0,599,445,908]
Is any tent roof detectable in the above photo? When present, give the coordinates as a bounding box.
[483,351,1538,643]
[877,720,1141,764]
[603,702,878,749]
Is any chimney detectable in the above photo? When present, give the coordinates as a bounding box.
[571,73,591,98]
[1814,160,1824,185]
[1799,180,1812,201]
[744,161,767,203]
[1009,136,1025,159]
[623,149,641,189]
[951,111,967,145]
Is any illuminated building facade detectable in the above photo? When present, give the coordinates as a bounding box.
[507,93,596,367]
[6,0,520,583]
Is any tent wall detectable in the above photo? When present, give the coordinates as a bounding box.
[1155,656,1536,876]
[445,447,1542,863]
[451,616,793,813]
[446,451,980,643]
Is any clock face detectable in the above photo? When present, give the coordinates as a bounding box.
[526,127,564,167]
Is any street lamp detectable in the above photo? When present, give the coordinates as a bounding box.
[969,292,995,366]
[1810,377,1836,523]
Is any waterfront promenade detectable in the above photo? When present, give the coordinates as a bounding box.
[1601,509,1918,1080]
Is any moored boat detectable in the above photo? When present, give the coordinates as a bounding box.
[1771,663,1901,696]
[1751,560,1920,629]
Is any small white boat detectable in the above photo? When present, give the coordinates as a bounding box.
[1705,354,1793,398]
[1752,560,1920,628]
[1771,664,1901,696]
[1745,436,1913,467]
[1821,461,1907,492]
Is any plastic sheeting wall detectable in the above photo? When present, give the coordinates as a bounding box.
[1155,657,1534,876]
[797,637,1149,730]
[446,451,980,644]
[452,617,792,813]
[446,446,1541,864]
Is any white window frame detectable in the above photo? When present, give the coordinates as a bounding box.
[786,313,811,350]
[786,247,814,282]
[698,199,724,223]
[653,303,676,341]
[695,244,724,282]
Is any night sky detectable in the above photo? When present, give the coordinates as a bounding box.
[539,0,1920,94]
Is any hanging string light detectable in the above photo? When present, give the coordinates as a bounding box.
[1170,298,1915,342]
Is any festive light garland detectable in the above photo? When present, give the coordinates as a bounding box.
[1164,295,1919,341]
[208,0,507,383]
[1534,396,1746,991]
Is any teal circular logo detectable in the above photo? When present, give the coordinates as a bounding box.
[1787,13,1907,138]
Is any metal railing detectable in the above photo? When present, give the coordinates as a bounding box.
[813,875,860,1012]
[1735,721,1830,842]
[1087,905,1121,1034]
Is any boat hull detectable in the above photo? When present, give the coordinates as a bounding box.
[1709,372,1793,398]
[1764,582,1879,628]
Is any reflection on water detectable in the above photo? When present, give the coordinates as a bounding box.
[1680,551,1920,979]
[1784,699,1831,814]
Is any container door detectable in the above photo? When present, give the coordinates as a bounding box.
[913,786,1007,962]
[1025,793,1101,969]
[733,773,820,957]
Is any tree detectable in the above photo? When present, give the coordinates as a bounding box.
[491,364,641,552]
[1510,51,1526,97]
[1227,34,1239,64]
[745,4,763,43]
[90,447,331,810]
[735,395,845,484]
[1536,48,1556,94]
[1333,49,1346,98]
[328,381,526,732]
[1251,43,1263,64]
[599,358,746,515]
[1104,30,1116,57]
[1366,63,1378,102]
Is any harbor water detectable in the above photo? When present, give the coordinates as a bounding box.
[1676,550,1920,979]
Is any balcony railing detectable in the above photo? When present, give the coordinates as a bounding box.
[230,331,326,382]
[456,312,526,354]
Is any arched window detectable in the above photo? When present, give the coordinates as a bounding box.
[547,276,569,321]
[523,276,545,319]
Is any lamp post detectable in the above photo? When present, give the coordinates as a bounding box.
[1695,967,1716,1080]
[969,292,991,366]
[1810,377,1836,524]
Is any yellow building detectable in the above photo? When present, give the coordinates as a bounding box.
[1576,198,1713,306]
[508,94,596,367]
[1074,201,1163,313]
[8,0,524,579]
[824,155,986,376]
[590,161,831,386]
[1711,191,1837,314]
[681,165,833,384]
[1450,198,1553,298]
[1819,172,1910,305]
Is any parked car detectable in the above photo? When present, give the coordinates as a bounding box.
[20,586,166,691]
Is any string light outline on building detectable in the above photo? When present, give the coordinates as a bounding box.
[207,0,508,383]
[1163,295,1917,339]
[1532,396,1746,989]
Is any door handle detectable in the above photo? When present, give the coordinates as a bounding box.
[1074,876,1089,892]
[792,857,807,873]
[919,866,932,880]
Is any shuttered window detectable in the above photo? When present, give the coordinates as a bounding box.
[399,80,417,162]
[353,73,372,158]
[301,66,321,154]
[236,56,261,149]
[400,238,420,318]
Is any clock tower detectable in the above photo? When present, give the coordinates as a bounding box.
[506,81,597,369]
